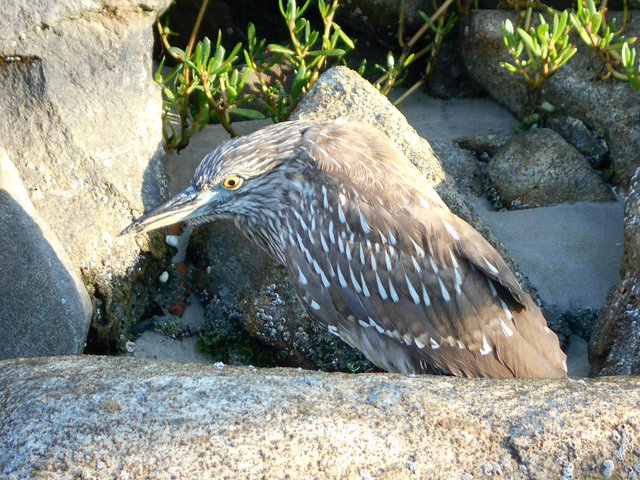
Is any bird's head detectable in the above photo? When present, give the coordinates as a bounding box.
[121,121,312,235]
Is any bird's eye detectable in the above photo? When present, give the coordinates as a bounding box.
[222,175,243,190]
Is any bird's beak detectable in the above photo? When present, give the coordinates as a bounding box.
[120,186,214,235]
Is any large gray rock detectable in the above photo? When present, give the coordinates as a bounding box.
[0,149,92,359]
[590,167,640,375]
[0,0,173,352]
[487,128,612,209]
[2,356,640,479]
[460,10,640,187]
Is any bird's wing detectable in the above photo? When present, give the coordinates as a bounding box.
[284,120,566,377]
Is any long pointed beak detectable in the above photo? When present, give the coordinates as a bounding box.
[120,186,212,235]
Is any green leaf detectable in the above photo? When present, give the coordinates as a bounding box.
[193,42,203,68]
[420,10,437,32]
[228,42,242,61]
[237,67,250,90]
[318,0,327,16]
[243,50,255,72]
[621,42,634,66]
[266,43,295,55]
[403,53,416,67]
[518,28,538,56]
[337,28,355,50]
[155,56,166,82]
[502,19,516,48]
[291,63,308,100]
[201,37,211,64]
[230,107,266,119]
[247,22,255,43]
[227,86,237,103]
[536,22,549,41]
[294,17,306,34]
[590,11,602,35]
[297,0,313,19]
[307,49,346,57]
[286,0,296,23]
[307,30,319,48]
[387,51,395,70]
[555,45,577,66]
[169,46,185,60]
[229,68,239,87]
[500,61,520,73]
[213,44,225,65]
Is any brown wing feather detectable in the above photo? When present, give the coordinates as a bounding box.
[284,120,566,378]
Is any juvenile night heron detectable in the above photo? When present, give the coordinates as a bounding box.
[123,118,567,378]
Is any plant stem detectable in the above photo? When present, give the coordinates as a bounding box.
[375,0,455,87]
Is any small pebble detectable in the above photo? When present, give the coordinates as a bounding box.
[158,271,169,283]
[165,235,180,247]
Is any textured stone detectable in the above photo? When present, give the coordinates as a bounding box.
[0,148,92,359]
[546,115,610,169]
[460,10,640,187]
[0,0,173,352]
[487,128,612,209]
[590,167,640,375]
[2,356,640,479]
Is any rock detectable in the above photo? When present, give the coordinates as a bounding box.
[2,356,640,479]
[486,128,612,209]
[546,116,610,170]
[0,148,92,359]
[457,131,514,158]
[460,10,640,187]
[0,0,173,353]
[590,167,640,375]
[430,142,486,196]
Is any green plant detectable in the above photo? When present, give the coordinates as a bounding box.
[374,0,460,103]
[244,0,355,122]
[500,10,577,90]
[156,0,265,149]
[156,0,356,150]
[570,0,639,88]
[500,0,639,93]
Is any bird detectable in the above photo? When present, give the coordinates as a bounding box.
[122,118,567,378]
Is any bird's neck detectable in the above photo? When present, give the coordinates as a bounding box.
[234,173,309,265]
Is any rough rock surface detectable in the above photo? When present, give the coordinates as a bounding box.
[487,128,612,209]
[0,0,173,353]
[0,148,92,359]
[460,10,640,187]
[2,356,640,480]
[590,167,640,375]
[546,115,610,169]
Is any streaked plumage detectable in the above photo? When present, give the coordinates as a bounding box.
[123,119,567,378]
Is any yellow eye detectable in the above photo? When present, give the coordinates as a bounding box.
[222,175,243,190]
